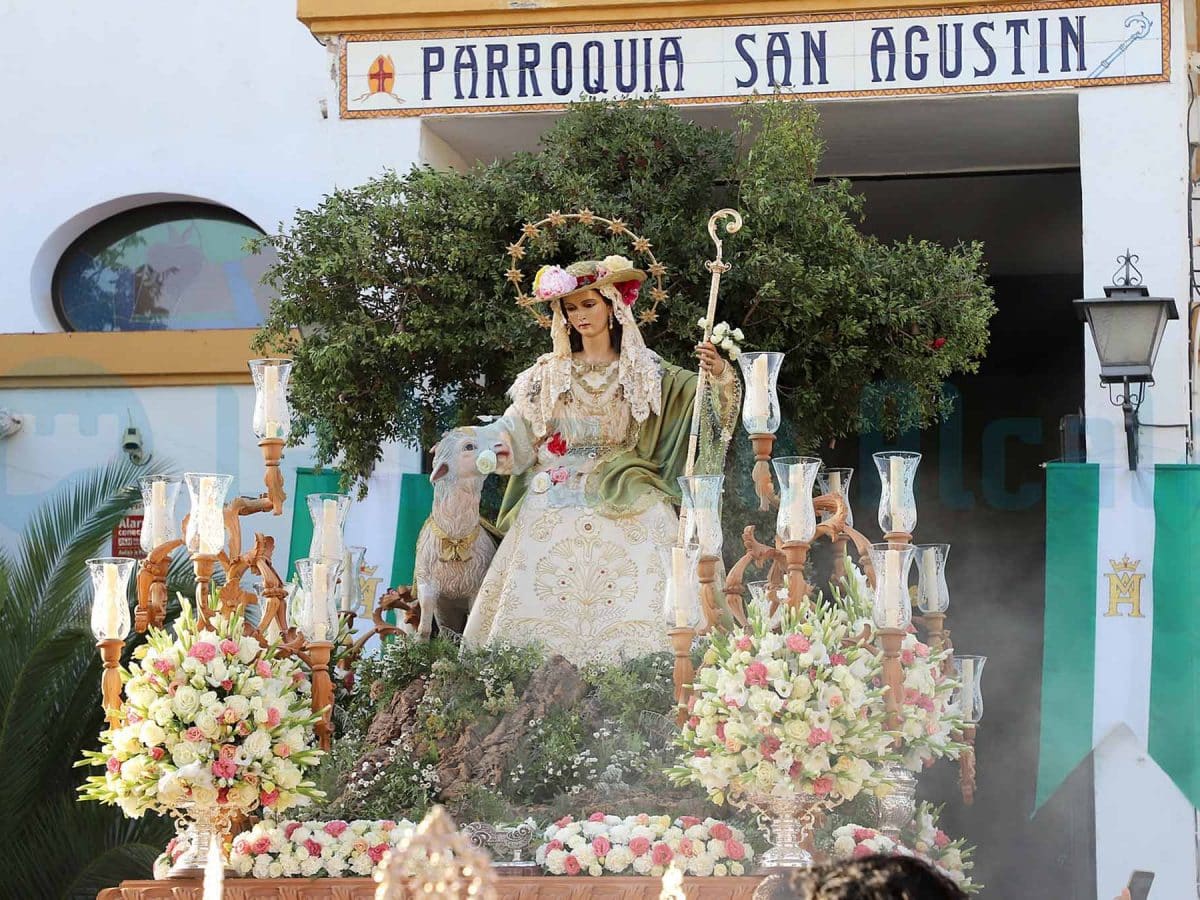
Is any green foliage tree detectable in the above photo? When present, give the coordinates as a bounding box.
[255,97,994,494]
[1,459,193,898]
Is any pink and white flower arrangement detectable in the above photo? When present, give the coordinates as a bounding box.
[78,598,325,819]
[836,561,965,771]
[228,818,417,878]
[533,265,578,299]
[670,601,896,807]
[534,813,753,878]
[829,805,980,894]
[153,818,416,879]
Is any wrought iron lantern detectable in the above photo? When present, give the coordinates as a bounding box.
[1075,251,1178,469]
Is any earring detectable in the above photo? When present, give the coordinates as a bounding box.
[608,311,615,330]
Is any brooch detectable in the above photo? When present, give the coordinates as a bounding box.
[530,471,552,494]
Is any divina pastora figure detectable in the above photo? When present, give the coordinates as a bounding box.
[461,250,740,666]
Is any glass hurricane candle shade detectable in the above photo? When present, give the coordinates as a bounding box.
[873,451,921,535]
[183,473,234,556]
[915,544,951,613]
[867,542,915,630]
[87,557,137,640]
[817,467,854,528]
[138,475,181,553]
[294,558,343,642]
[339,545,367,613]
[953,655,987,723]
[773,457,822,543]
[249,358,293,440]
[736,351,784,434]
[662,542,702,629]
[307,493,351,560]
[678,475,724,557]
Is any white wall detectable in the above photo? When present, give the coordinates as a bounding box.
[0,0,421,333]
[1080,1,1197,894]
[0,0,428,575]
[0,384,419,588]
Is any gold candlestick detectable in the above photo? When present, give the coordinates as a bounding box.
[959,724,977,805]
[920,611,947,650]
[307,640,335,751]
[749,432,778,511]
[877,627,906,731]
[697,555,721,631]
[668,627,696,726]
[258,437,287,515]
[781,540,811,606]
[97,638,124,730]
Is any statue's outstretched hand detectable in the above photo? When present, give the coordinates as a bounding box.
[695,341,727,378]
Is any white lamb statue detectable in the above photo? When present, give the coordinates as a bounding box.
[412,424,509,637]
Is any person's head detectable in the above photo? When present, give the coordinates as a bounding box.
[559,288,623,353]
[759,855,968,900]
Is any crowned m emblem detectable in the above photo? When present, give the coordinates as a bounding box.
[1103,554,1145,618]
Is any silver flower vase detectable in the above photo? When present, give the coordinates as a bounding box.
[877,761,918,841]
[746,791,822,871]
[167,803,237,879]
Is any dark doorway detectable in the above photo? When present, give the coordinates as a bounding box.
[821,169,1093,899]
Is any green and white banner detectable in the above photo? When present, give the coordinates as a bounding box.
[1037,464,1200,811]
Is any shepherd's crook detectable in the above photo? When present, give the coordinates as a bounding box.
[678,208,742,544]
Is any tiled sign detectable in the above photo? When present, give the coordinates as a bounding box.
[340,1,1168,118]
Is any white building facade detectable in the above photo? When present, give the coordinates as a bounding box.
[1,0,1198,896]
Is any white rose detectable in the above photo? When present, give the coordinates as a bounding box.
[728,345,741,359]
[237,637,262,664]
[712,321,729,337]
[194,710,221,740]
[476,449,497,475]
[631,855,653,875]
[170,742,199,768]
[127,682,159,709]
[112,726,142,757]
[696,317,708,329]
[600,254,632,275]
[243,729,273,760]
[273,760,302,790]
[228,782,259,809]
[732,328,744,341]
[587,863,602,877]
[149,697,174,726]
[720,338,735,352]
[171,686,201,720]
[604,846,632,873]
[139,721,166,747]
[730,862,745,876]
[191,783,219,806]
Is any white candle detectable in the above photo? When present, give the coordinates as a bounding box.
[888,456,904,530]
[828,470,841,496]
[150,479,168,546]
[921,548,939,609]
[262,364,281,437]
[319,499,341,558]
[339,550,356,613]
[695,508,718,554]
[103,562,121,637]
[960,657,976,720]
[198,476,222,554]
[883,549,902,628]
[312,561,329,640]
[671,546,690,628]
[786,471,809,542]
[746,355,770,426]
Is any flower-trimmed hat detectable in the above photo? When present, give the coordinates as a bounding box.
[532,255,646,308]
[535,254,648,309]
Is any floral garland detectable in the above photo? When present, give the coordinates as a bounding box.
[153,818,417,879]
[77,599,325,820]
[829,803,980,894]
[670,601,896,807]
[534,813,753,877]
